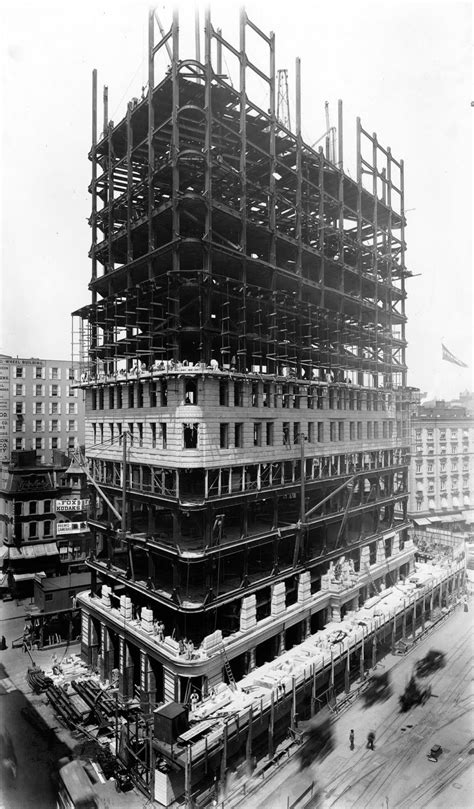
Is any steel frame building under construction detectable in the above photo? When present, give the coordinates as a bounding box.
[71,7,433,803]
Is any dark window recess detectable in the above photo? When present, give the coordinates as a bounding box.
[235,423,243,448]
[161,381,168,406]
[183,423,198,449]
[185,379,197,404]
[98,389,104,409]
[234,382,244,407]
[128,385,134,409]
[219,380,229,406]
[137,384,144,407]
[220,423,229,448]
[109,388,115,409]
[369,541,377,565]
[116,387,123,408]
[150,382,158,408]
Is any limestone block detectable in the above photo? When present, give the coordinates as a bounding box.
[297,571,311,604]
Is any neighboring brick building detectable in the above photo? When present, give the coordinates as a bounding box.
[0,354,85,465]
[409,401,474,530]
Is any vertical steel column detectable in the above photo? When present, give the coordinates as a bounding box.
[103,85,108,138]
[147,10,155,254]
[246,706,253,772]
[126,102,133,263]
[386,147,394,386]
[356,118,363,383]
[372,132,379,388]
[269,32,276,273]
[311,663,317,716]
[170,10,180,360]
[238,10,248,370]
[268,691,275,758]
[203,8,213,364]
[338,99,343,169]
[91,70,98,288]
[107,115,114,275]
[399,158,407,386]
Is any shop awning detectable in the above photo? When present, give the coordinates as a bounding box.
[0,543,59,561]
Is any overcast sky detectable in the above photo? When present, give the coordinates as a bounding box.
[1,0,472,399]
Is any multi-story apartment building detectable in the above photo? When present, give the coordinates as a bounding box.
[0,355,85,465]
[72,8,416,718]
[409,401,474,529]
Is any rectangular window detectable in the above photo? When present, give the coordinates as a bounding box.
[367,422,373,439]
[266,422,274,445]
[43,500,51,513]
[35,437,43,450]
[35,366,43,379]
[293,386,300,409]
[15,437,24,450]
[109,388,115,409]
[98,389,104,410]
[44,521,52,537]
[137,423,143,446]
[137,384,144,408]
[50,367,60,380]
[317,422,324,442]
[15,402,24,414]
[160,381,167,406]
[15,366,24,378]
[263,384,271,408]
[67,436,75,450]
[235,423,243,448]
[29,522,38,539]
[66,385,77,398]
[151,423,157,448]
[183,423,198,449]
[15,384,24,396]
[254,422,262,447]
[127,385,134,409]
[383,421,387,438]
[220,423,229,448]
[51,437,60,449]
[330,422,337,441]
[14,419,23,433]
[34,419,43,432]
[50,419,59,432]
[251,382,259,407]
[161,423,167,449]
[116,386,122,408]
[150,382,157,408]
[350,422,355,440]
[50,401,59,415]
[219,380,229,406]
[374,421,379,439]
[67,419,76,432]
[51,384,59,397]
[357,422,362,439]
[283,421,290,445]
[338,421,344,441]
[389,421,394,438]
[307,387,314,409]
[109,423,114,442]
[293,422,300,444]
[307,422,314,443]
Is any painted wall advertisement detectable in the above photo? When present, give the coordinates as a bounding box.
[0,360,10,462]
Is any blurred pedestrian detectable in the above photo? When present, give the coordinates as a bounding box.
[366,731,375,750]
[349,729,355,750]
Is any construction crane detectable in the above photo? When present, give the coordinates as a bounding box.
[276,68,291,130]
[311,101,336,162]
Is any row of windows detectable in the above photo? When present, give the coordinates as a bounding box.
[14,401,77,416]
[417,477,469,491]
[14,384,78,398]
[14,419,77,433]
[415,460,469,473]
[14,499,53,516]
[90,418,396,451]
[14,436,77,451]
[89,379,394,414]
[14,366,78,381]
[415,427,470,439]
[22,521,54,538]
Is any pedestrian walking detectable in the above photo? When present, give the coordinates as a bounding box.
[349,729,355,750]
[366,731,375,750]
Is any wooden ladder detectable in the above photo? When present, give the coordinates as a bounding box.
[221,645,237,690]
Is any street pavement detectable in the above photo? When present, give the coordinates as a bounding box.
[226,604,474,809]
[0,598,80,809]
